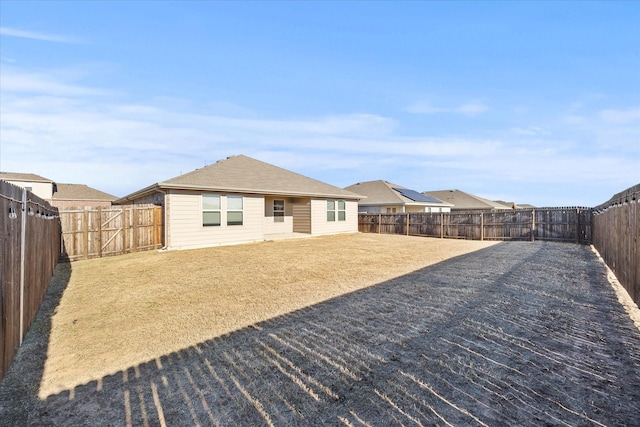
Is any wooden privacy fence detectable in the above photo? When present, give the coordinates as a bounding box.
[0,181,60,383]
[592,184,639,306]
[359,207,592,244]
[59,205,163,261]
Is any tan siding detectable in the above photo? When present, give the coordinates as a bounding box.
[292,199,311,233]
[310,199,358,235]
[167,191,265,249]
[264,197,294,235]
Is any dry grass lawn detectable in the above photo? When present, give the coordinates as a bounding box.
[41,233,496,398]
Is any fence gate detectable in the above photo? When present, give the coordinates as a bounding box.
[60,205,163,261]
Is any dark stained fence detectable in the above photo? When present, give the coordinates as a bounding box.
[59,205,163,261]
[0,181,60,383]
[592,184,640,306]
[535,208,593,243]
[359,207,592,244]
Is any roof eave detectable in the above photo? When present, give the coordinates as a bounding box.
[114,183,161,204]
[120,182,364,201]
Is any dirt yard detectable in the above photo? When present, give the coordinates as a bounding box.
[1,233,639,426]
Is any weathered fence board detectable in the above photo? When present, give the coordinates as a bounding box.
[59,205,163,261]
[0,181,60,383]
[593,184,639,306]
[359,207,592,244]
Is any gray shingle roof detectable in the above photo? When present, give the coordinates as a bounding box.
[52,184,117,201]
[0,172,54,183]
[121,155,363,201]
[422,189,512,210]
[345,180,451,206]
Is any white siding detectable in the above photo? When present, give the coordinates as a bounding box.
[359,206,382,214]
[6,180,53,200]
[310,199,358,236]
[360,205,452,214]
[166,191,265,249]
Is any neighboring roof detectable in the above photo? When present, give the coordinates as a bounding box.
[52,184,117,201]
[345,180,452,207]
[423,189,513,210]
[117,155,363,202]
[0,172,54,183]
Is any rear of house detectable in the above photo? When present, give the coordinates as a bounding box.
[116,155,363,250]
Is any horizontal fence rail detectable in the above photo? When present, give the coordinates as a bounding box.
[1,181,60,383]
[592,184,639,306]
[359,207,592,244]
[59,205,163,261]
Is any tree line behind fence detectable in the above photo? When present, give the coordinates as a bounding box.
[358,207,592,244]
[0,181,60,382]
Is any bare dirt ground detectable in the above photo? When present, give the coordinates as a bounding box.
[1,234,640,426]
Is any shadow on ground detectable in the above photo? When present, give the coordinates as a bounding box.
[0,261,72,425]
[2,242,640,426]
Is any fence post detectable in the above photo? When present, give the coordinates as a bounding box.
[531,209,535,241]
[406,213,409,236]
[378,214,381,234]
[132,207,138,252]
[156,206,163,248]
[480,212,484,241]
[82,208,89,260]
[576,208,580,244]
[440,212,444,238]
[97,206,103,258]
[19,188,26,344]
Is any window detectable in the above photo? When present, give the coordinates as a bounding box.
[203,195,221,226]
[327,200,336,221]
[274,200,285,222]
[327,200,346,222]
[227,196,243,226]
[338,200,346,221]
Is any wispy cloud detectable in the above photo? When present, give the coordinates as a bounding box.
[407,100,489,116]
[510,126,549,136]
[1,72,106,97]
[0,26,81,43]
[599,108,640,124]
[1,66,636,206]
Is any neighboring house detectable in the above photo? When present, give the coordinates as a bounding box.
[422,189,514,210]
[345,180,453,213]
[50,183,117,209]
[115,155,364,250]
[0,172,56,200]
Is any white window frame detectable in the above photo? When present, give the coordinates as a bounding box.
[327,200,336,222]
[227,195,243,226]
[202,194,221,226]
[274,200,285,223]
[337,200,346,221]
[327,200,346,222]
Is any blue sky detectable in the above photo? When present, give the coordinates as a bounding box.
[1,1,638,206]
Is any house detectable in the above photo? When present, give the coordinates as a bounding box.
[0,172,56,200]
[115,155,364,250]
[422,189,514,211]
[345,180,453,213]
[49,184,117,209]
